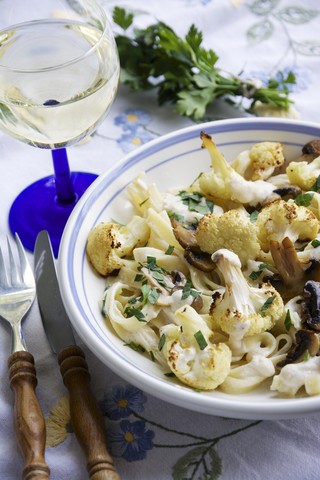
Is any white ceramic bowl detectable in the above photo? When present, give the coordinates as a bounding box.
[58,117,320,420]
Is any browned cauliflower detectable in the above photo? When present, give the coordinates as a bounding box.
[195,210,260,266]
[86,216,150,275]
[232,142,285,180]
[256,199,319,252]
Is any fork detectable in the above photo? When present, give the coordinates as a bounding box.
[0,234,50,480]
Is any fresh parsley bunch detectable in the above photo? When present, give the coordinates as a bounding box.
[113,7,296,121]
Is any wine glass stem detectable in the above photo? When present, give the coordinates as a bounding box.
[52,148,76,205]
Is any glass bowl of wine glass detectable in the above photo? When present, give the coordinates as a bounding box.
[0,0,120,255]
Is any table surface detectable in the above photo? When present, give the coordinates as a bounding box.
[1,0,320,479]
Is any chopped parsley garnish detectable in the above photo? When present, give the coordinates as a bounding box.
[302,349,310,362]
[249,270,263,281]
[124,306,146,322]
[101,300,107,317]
[164,372,176,377]
[189,172,204,187]
[310,175,320,192]
[284,310,294,331]
[311,239,320,248]
[134,273,144,282]
[249,263,273,281]
[149,351,155,362]
[165,245,175,255]
[249,210,259,223]
[158,333,166,351]
[194,330,208,350]
[167,210,185,224]
[178,190,214,215]
[139,197,149,207]
[124,342,146,353]
[142,256,169,288]
[140,284,160,305]
[260,295,276,313]
[294,192,314,207]
[181,279,200,300]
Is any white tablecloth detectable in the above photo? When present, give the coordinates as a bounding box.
[1,0,320,479]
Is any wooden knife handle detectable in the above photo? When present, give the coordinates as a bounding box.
[8,351,50,480]
[58,345,120,480]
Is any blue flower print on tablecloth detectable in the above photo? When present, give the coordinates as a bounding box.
[114,109,152,132]
[107,419,155,462]
[117,128,156,153]
[99,383,262,475]
[114,108,158,152]
[100,385,147,420]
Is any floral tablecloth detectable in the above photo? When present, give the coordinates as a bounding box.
[1,0,320,479]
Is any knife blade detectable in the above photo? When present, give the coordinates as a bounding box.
[34,230,120,480]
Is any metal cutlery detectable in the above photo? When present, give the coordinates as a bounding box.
[34,230,120,480]
[0,234,50,480]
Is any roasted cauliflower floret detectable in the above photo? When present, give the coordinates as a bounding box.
[271,356,320,396]
[198,131,275,206]
[160,305,231,390]
[232,142,285,181]
[210,249,285,337]
[256,199,319,251]
[86,216,150,276]
[286,155,320,191]
[195,209,261,266]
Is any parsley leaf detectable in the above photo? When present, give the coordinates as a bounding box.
[178,190,214,215]
[250,210,259,223]
[284,310,293,331]
[113,6,134,30]
[294,192,314,207]
[310,175,320,192]
[194,330,208,350]
[260,295,276,313]
[181,279,200,300]
[124,342,146,353]
[113,7,295,120]
[124,307,146,322]
[158,334,166,351]
[165,245,175,255]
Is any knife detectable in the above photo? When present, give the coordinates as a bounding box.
[34,230,120,480]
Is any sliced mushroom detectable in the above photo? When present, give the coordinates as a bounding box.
[184,247,215,272]
[267,237,306,299]
[263,186,302,206]
[171,270,187,288]
[191,295,203,313]
[302,140,320,156]
[277,329,320,368]
[272,186,302,201]
[172,221,199,250]
[302,280,320,331]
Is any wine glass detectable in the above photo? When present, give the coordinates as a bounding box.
[0,0,120,256]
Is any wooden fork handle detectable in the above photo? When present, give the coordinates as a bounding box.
[58,345,120,480]
[8,351,50,480]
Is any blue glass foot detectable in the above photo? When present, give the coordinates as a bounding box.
[8,172,97,257]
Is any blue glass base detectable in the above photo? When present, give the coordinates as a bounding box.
[8,172,97,257]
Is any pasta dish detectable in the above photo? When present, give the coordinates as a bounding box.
[86,131,320,397]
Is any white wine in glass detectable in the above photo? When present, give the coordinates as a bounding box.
[0,0,120,255]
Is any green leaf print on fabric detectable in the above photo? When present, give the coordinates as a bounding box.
[276,6,318,24]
